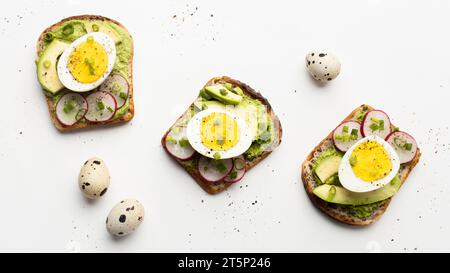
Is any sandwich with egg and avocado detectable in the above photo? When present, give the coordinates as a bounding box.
[162,76,282,194]
[35,15,134,131]
[301,105,420,226]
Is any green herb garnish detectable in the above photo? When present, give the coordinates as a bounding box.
[179,138,190,148]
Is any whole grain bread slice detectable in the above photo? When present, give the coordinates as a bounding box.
[161,76,282,194]
[36,15,134,131]
[301,104,421,226]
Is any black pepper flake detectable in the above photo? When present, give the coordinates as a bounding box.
[100,188,107,196]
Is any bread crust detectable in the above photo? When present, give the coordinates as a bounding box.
[161,76,282,194]
[36,15,134,131]
[301,104,421,226]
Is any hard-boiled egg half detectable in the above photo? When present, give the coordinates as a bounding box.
[57,32,116,92]
[186,109,253,159]
[338,135,400,193]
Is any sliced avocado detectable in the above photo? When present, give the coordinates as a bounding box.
[84,21,121,44]
[204,84,243,105]
[37,39,70,94]
[312,150,343,184]
[313,176,401,205]
[201,100,227,111]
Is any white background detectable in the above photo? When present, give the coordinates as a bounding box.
[0,0,449,252]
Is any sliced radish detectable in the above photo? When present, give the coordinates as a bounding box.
[224,156,246,183]
[99,73,129,108]
[198,156,233,183]
[332,121,363,152]
[55,92,88,126]
[386,131,418,164]
[165,126,195,160]
[85,91,117,122]
[361,110,392,139]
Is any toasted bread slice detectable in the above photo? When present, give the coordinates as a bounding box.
[36,15,134,131]
[161,76,282,194]
[301,104,421,226]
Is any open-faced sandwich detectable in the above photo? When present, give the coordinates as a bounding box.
[301,105,420,226]
[162,76,282,194]
[35,15,134,131]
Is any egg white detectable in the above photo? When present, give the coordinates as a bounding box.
[186,109,253,159]
[338,135,400,193]
[57,32,116,92]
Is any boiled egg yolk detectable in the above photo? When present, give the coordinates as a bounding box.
[201,112,240,151]
[68,37,108,83]
[350,140,392,182]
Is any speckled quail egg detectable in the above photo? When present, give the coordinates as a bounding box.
[106,199,145,236]
[78,157,110,199]
[305,51,341,82]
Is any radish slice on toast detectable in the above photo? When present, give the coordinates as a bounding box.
[198,156,233,183]
[99,73,129,108]
[56,92,88,126]
[165,126,195,160]
[85,91,117,122]
[224,156,246,183]
[386,131,418,164]
[361,110,392,139]
[332,121,362,152]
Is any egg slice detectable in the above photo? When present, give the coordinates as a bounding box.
[338,135,400,193]
[186,109,253,159]
[57,32,116,92]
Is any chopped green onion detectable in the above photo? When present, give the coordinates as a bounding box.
[63,100,76,114]
[107,106,114,113]
[335,135,343,141]
[179,138,190,148]
[370,117,380,123]
[213,152,221,160]
[84,58,96,75]
[219,88,228,96]
[86,36,94,43]
[173,127,180,134]
[349,155,357,166]
[342,135,350,142]
[166,135,177,144]
[112,82,122,93]
[229,171,238,179]
[328,186,337,200]
[351,128,358,136]
[43,60,51,69]
[96,100,105,111]
[342,126,349,133]
[119,92,127,100]
[216,139,225,145]
[369,123,379,132]
[404,143,413,151]
[393,126,400,132]
[216,162,227,173]
[224,83,233,91]
[379,120,385,131]
[92,24,99,32]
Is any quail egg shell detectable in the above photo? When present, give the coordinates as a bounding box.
[78,157,110,199]
[106,199,145,237]
[57,32,116,92]
[305,51,341,82]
